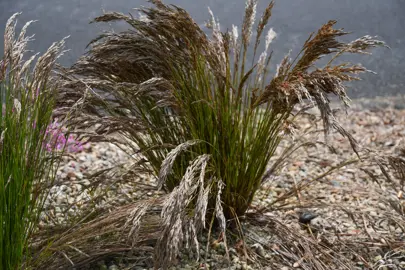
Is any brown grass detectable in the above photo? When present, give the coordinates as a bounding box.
[44,0,388,269]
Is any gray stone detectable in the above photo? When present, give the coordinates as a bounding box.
[75,171,84,179]
[229,248,237,255]
[81,179,91,187]
[373,255,383,262]
[251,243,265,257]
[56,196,67,205]
[232,256,240,264]
[108,265,119,270]
[74,184,82,192]
[68,197,75,204]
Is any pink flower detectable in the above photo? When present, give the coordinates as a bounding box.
[43,119,83,153]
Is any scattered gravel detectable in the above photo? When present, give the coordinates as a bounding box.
[41,96,405,269]
[40,142,159,227]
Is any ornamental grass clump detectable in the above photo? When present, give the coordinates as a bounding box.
[0,14,67,269]
[56,0,384,267]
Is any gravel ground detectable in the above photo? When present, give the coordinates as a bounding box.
[40,96,405,269]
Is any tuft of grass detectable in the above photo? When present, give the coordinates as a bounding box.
[56,0,384,268]
[0,13,67,269]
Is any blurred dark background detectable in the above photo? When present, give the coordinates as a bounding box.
[0,0,404,98]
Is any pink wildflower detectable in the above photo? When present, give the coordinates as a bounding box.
[43,119,83,153]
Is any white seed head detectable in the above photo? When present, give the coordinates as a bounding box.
[138,12,150,23]
[13,99,21,116]
[265,28,277,50]
[232,25,239,41]
[0,128,7,143]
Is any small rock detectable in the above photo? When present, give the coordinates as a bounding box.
[67,171,76,179]
[369,211,378,217]
[81,179,91,187]
[99,147,107,155]
[108,265,119,270]
[68,197,75,204]
[251,243,265,257]
[56,196,67,205]
[57,217,65,224]
[373,255,383,263]
[229,248,237,255]
[50,186,58,194]
[74,184,82,192]
[384,141,395,147]
[232,256,240,264]
[298,211,318,225]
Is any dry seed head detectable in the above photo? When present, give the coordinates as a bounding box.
[138,12,150,23]
[232,25,239,44]
[255,0,274,49]
[242,0,258,48]
[215,179,226,232]
[345,35,387,54]
[231,25,239,53]
[0,129,6,154]
[21,53,38,78]
[256,52,267,82]
[4,13,20,56]
[125,200,152,245]
[17,20,36,43]
[157,154,210,267]
[194,162,211,231]
[195,183,210,229]
[13,99,21,116]
[189,222,200,259]
[33,36,69,89]
[158,140,202,189]
[256,28,276,81]
[208,7,227,74]
[207,7,220,32]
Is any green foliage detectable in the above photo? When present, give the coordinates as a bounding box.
[0,14,66,269]
[160,54,289,216]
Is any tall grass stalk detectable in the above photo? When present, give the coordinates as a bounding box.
[56,0,384,267]
[0,14,67,269]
